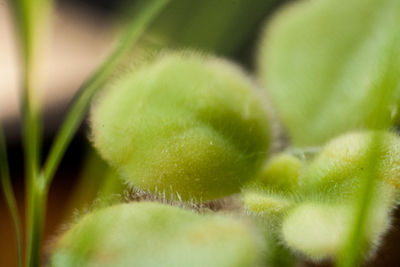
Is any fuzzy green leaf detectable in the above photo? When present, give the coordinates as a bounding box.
[302,131,400,200]
[90,52,271,202]
[49,202,263,267]
[258,0,400,146]
[281,195,393,261]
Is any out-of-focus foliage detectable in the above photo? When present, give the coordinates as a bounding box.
[7,0,400,265]
[49,202,263,267]
[302,131,400,198]
[252,153,302,193]
[281,197,392,261]
[91,52,271,202]
[257,0,400,265]
[243,131,400,262]
[0,126,23,267]
[9,0,51,61]
[143,0,279,55]
[258,0,400,146]
[9,0,53,266]
[243,190,292,215]
[242,153,302,216]
[69,0,282,208]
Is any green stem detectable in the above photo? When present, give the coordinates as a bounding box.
[23,65,43,266]
[10,0,45,265]
[22,44,43,267]
[26,178,47,267]
[11,1,169,265]
[0,127,23,267]
[42,0,171,188]
[25,1,170,265]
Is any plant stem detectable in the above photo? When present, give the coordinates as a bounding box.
[26,178,47,267]
[42,0,171,188]
[10,0,46,266]
[24,1,171,265]
[11,0,169,265]
[22,64,43,267]
[0,127,23,267]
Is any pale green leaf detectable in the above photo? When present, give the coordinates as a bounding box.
[258,0,400,146]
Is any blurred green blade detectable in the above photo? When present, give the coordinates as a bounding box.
[9,0,51,62]
[9,0,53,265]
[42,0,171,187]
[337,133,384,267]
[0,126,23,267]
[10,0,51,172]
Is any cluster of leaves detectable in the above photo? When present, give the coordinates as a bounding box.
[244,132,400,262]
[1,0,400,266]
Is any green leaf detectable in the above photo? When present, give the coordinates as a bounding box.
[49,202,263,267]
[90,52,271,202]
[258,0,400,146]
[286,131,400,264]
[252,153,302,193]
[301,131,400,199]
[242,190,292,215]
[281,197,392,261]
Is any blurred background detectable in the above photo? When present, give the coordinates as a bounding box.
[1,0,400,266]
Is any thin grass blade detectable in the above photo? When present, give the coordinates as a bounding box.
[42,0,171,188]
[0,126,23,267]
